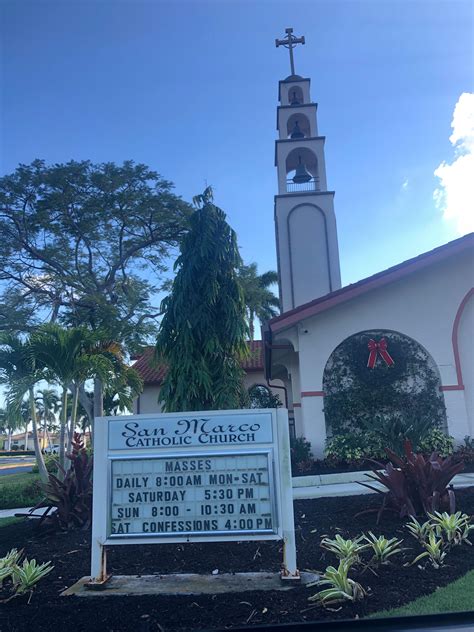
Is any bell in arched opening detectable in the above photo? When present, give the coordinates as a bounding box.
[290,120,304,139]
[292,156,312,184]
[289,90,301,105]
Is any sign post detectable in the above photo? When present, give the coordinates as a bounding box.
[90,408,298,584]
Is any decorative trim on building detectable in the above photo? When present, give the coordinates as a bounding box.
[440,385,465,392]
[451,286,474,389]
[287,203,332,308]
[301,391,325,397]
[293,403,301,407]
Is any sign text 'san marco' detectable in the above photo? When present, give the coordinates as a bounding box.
[108,413,273,450]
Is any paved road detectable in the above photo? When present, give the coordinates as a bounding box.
[0,456,35,476]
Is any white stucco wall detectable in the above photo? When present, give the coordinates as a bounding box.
[275,249,473,456]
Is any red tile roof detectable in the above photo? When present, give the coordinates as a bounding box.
[269,232,474,334]
[133,340,264,385]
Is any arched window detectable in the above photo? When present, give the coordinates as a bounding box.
[286,113,311,139]
[286,86,304,106]
[285,147,319,193]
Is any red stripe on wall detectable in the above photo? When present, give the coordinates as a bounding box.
[301,391,325,397]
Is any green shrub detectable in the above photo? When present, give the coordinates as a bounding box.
[290,436,313,472]
[325,432,385,463]
[31,456,57,474]
[419,429,454,457]
[463,436,474,450]
[0,474,42,510]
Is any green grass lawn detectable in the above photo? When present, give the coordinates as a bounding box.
[0,517,22,528]
[372,570,474,617]
[0,471,42,509]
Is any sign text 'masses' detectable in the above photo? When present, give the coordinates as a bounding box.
[109,412,273,450]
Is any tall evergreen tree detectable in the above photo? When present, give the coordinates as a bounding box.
[155,187,248,412]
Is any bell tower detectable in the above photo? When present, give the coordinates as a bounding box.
[274,29,341,312]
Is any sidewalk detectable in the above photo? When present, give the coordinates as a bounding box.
[0,506,48,519]
[293,472,474,499]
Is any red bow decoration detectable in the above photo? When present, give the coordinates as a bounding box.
[367,338,394,369]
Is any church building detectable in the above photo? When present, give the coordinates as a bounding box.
[264,29,474,456]
[133,29,473,459]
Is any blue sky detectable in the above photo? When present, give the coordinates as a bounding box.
[1,0,473,288]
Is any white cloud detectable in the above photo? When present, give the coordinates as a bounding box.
[433,92,474,234]
[401,177,409,190]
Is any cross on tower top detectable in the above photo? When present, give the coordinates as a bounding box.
[275,28,305,76]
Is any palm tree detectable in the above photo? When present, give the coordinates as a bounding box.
[36,388,60,452]
[30,324,143,467]
[29,325,109,472]
[0,334,48,481]
[237,263,280,340]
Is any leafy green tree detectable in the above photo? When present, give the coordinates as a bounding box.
[0,160,192,353]
[0,334,48,480]
[237,263,279,340]
[248,384,282,409]
[155,187,249,412]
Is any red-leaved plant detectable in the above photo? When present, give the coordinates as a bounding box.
[360,440,464,522]
[32,432,93,530]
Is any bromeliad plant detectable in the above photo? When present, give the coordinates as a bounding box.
[411,531,447,569]
[360,440,464,521]
[406,517,434,544]
[307,560,366,606]
[363,532,404,566]
[405,511,473,569]
[0,549,53,603]
[320,534,368,565]
[428,511,474,546]
[32,432,93,530]
[0,548,22,571]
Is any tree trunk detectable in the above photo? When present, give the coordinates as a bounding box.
[93,378,103,417]
[23,426,29,451]
[58,386,68,477]
[65,385,80,469]
[6,428,12,451]
[78,383,94,443]
[249,310,255,341]
[92,378,104,446]
[29,387,48,482]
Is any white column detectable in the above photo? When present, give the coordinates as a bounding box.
[444,390,472,443]
[300,396,326,458]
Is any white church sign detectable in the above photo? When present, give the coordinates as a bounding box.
[90,409,297,583]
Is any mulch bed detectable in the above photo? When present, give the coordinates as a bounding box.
[1,488,474,632]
